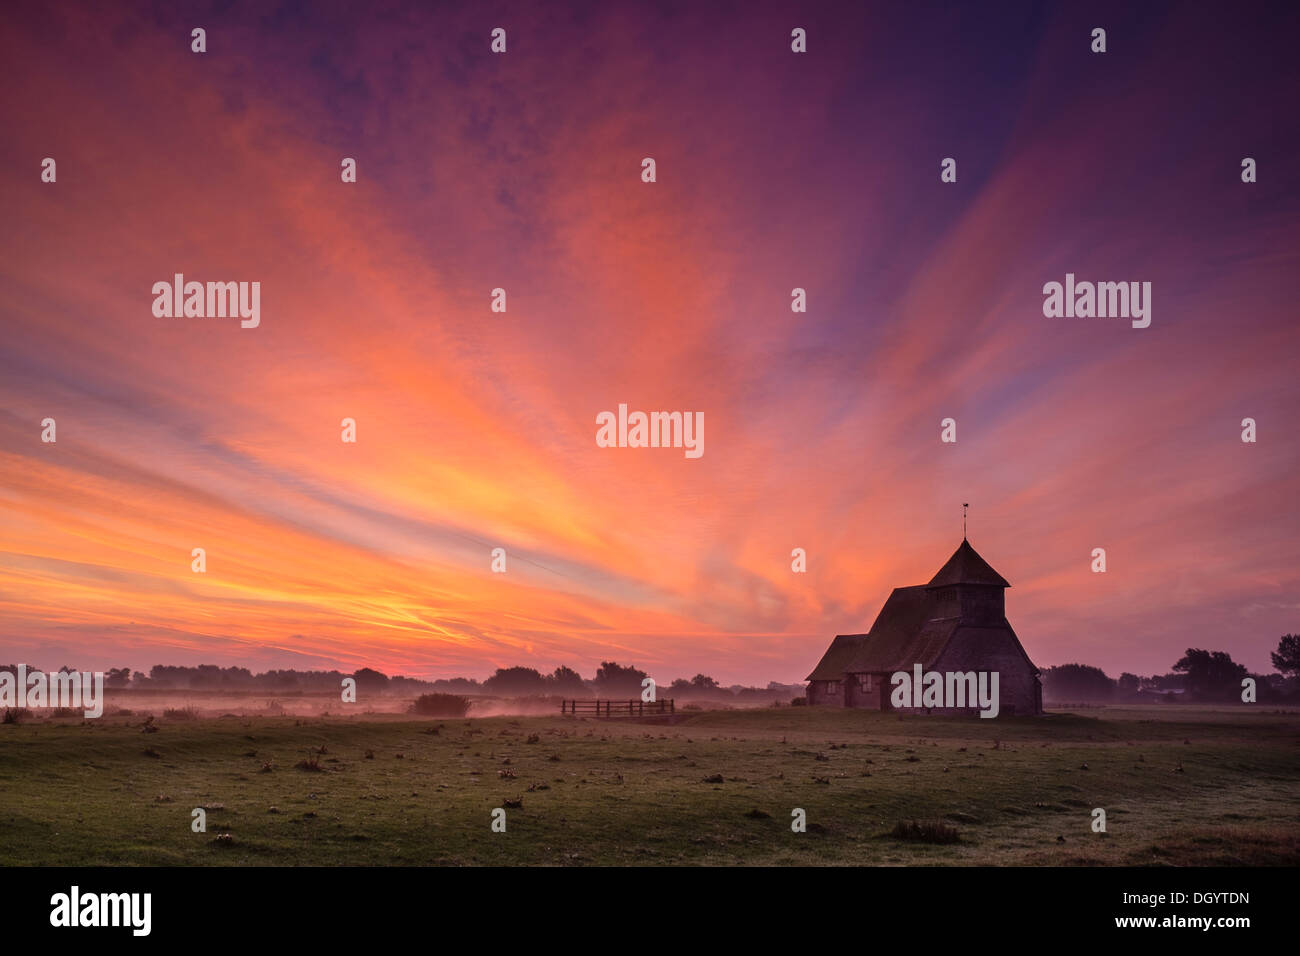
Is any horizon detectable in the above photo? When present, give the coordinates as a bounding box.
[2,1,1297,686]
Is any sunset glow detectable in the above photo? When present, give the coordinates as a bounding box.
[2,2,1296,684]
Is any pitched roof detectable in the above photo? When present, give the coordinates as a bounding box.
[805,633,867,681]
[935,624,1039,676]
[926,538,1010,589]
[843,586,959,673]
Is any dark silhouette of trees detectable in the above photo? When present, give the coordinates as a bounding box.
[1271,634,1300,678]
[545,666,586,693]
[482,666,546,694]
[594,661,648,695]
[37,660,797,703]
[1040,663,1114,700]
[1173,648,1247,700]
[352,667,390,691]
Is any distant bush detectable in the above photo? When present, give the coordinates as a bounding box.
[1041,663,1115,701]
[593,661,649,696]
[482,666,546,695]
[2,707,30,724]
[295,754,324,772]
[890,819,961,844]
[791,697,808,707]
[410,693,470,717]
[163,707,199,720]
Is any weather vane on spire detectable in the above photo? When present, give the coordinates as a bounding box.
[963,503,969,540]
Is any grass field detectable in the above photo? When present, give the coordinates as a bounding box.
[2,704,1297,866]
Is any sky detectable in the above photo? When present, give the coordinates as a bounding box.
[1,0,1297,685]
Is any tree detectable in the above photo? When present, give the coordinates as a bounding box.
[594,661,648,695]
[1117,672,1140,694]
[1141,672,1184,692]
[1271,634,1300,678]
[690,674,719,691]
[545,666,586,693]
[105,667,132,688]
[191,664,223,687]
[149,665,183,688]
[1173,648,1247,700]
[482,666,546,694]
[431,677,480,693]
[1040,663,1114,701]
[352,667,390,692]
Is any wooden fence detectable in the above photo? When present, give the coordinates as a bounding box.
[560,698,675,717]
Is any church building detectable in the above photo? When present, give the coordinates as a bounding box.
[805,538,1043,715]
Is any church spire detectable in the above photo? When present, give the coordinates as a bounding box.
[927,536,1010,589]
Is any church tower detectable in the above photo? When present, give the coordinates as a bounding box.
[924,538,1010,625]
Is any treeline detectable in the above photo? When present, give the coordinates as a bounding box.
[475,664,801,700]
[1043,636,1300,703]
[0,661,801,700]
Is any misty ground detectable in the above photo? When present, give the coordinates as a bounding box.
[1,703,1296,866]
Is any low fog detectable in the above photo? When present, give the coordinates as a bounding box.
[55,690,792,720]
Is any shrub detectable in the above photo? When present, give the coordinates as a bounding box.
[890,819,961,844]
[163,707,198,720]
[2,707,30,724]
[410,693,470,717]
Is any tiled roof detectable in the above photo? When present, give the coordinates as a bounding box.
[926,538,1010,588]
